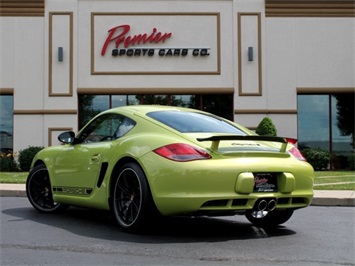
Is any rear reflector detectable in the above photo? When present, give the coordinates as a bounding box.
[285,138,306,160]
[289,147,306,161]
[154,143,212,162]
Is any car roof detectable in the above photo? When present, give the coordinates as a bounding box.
[94,105,254,136]
[104,105,202,115]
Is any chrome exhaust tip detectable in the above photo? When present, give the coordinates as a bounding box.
[267,199,277,211]
[257,199,268,211]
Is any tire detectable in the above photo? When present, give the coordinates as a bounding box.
[112,162,155,232]
[26,164,67,213]
[245,209,294,228]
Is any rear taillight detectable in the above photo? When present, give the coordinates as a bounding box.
[285,137,298,145]
[286,138,306,161]
[154,143,212,162]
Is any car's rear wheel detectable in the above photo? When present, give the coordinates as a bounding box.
[26,164,67,213]
[112,162,155,232]
[245,209,294,228]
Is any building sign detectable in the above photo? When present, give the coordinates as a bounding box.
[100,24,210,58]
[101,25,173,56]
[91,13,220,75]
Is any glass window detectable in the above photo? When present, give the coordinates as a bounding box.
[201,94,234,121]
[78,95,110,129]
[171,95,192,107]
[0,95,13,154]
[147,110,245,134]
[78,94,234,129]
[298,95,330,151]
[331,94,354,169]
[140,95,169,105]
[298,93,355,169]
[112,95,139,107]
[77,113,135,143]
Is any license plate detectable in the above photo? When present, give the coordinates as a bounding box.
[253,173,278,192]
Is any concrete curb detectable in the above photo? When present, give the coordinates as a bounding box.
[0,184,26,197]
[312,190,355,207]
[0,184,354,207]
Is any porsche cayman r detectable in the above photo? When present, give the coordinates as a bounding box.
[26,105,314,232]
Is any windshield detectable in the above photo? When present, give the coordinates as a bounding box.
[147,110,246,134]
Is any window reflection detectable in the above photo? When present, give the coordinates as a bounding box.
[78,95,110,129]
[298,95,330,150]
[79,94,233,130]
[78,114,136,143]
[112,95,139,107]
[332,95,354,169]
[298,93,354,169]
[171,95,192,107]
[0,95,13,153]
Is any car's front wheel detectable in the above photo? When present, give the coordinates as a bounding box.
[245,209,294,228]
[112,162,155,232]
[26,164,67,213]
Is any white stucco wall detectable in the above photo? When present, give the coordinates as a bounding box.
[0,18,45,108]
[76,0,234,89]
[235,16,355,139]
[1,0,354,152]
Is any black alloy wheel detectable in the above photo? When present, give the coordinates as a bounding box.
[26,164,67,213]
[112,162,154,232]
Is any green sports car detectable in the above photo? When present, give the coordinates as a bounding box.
[26,105,314,232]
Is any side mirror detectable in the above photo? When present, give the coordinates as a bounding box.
[58,131,76,144]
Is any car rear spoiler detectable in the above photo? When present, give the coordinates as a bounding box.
[197,135,288,152]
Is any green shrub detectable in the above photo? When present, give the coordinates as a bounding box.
[302,148,330,170]
[256,117,277,136]
[0,152,19,171]
[18,146,44,171]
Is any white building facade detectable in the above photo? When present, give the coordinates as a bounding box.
[1,0,354,169]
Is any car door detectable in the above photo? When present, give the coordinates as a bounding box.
[52,113,122,196]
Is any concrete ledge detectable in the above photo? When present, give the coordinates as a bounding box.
[0,184,26,197]
[311,190,355,207]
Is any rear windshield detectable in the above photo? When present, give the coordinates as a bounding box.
[147,110,246,134]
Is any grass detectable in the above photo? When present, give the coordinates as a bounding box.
[313,171,355,190]
[0,171,354,190]
[0,172,28,184]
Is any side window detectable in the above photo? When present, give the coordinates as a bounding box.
[77,114,135,143]
[114,117,135,138]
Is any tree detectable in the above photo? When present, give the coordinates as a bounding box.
[78,95,100,130]
[256,117,277,136]
[334,94,355,148]
[188,95,234,121]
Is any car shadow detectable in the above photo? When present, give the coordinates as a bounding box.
[2,206,296,243]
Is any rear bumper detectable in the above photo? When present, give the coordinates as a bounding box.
[154,191,313,216]
[141,152,314,216]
